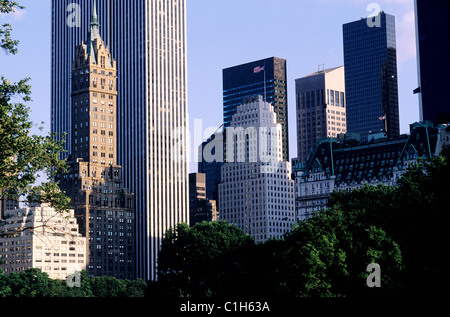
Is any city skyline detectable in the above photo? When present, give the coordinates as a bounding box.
[1,0,420,173]
[2,0,450,302]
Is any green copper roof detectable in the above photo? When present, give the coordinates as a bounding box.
[87,0,100,63]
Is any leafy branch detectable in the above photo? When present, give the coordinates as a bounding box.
[0,0,24,55]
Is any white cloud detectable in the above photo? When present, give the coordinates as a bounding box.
[0,8,27,20]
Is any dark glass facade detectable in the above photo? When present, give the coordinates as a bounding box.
[223,57,289,161]
[415,0,450,125]
[198,132,224,205]
[343,12,400,142]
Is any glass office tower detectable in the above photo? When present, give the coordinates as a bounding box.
[223,57,289,161]
[415,0,450,125]
[51,0,189,281]
[343,12,400,142]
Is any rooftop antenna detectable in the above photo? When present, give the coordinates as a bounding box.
[318,64,325,73]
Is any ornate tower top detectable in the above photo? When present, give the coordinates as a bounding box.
[70,0,118,166]
[74,0,114,69]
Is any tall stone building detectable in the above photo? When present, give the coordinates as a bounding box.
[52,0,189,281]
[295,66,347,165]
[219,96,295,243]
[59,4,135,280]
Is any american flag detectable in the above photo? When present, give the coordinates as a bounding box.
[379,114,386,120]
[254,66,265,74]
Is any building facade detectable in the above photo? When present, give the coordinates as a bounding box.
[219,96,295,243]
[0,193,19,220]
[0,205,86,280]
[51,0,189,281]
[343,12,400,142]
[223,57,289,161]
[294,122,450,221]
[198,130,224,208]
[414,0,450,125]
[295,66,347,165]
[189,173,218,226]
[58,5,135,280]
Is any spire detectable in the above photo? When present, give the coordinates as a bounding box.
[90,0,100,40]
[87,0,100,62]
[92,0,98,22]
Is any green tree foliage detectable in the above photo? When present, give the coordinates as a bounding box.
[1,0,71,214]
[0,268,51,297]
[155,148,450,297]
[89,276,127,297]
[329,146,450,296]
[0,0,23,55]
[154,207,403,297]
[156,221,254,297]
[0,77,70,212]
[281,207,403,297]
[0,269,146,297]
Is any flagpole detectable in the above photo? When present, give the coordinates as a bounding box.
[263,62,267,102]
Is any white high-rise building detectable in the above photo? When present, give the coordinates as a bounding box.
[219,96,295,243]
[51,0,189,280]
[0,205,86,280]
[295,66,347,165]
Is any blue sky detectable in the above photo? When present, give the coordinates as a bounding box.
[1,0,419,172]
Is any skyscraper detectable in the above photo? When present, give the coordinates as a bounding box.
[198,130,224,204]
[414,0,450,125]
[52,0,189,281]
[219,96,295,243]
[295,66,347,165]
[223,57,289,161]
[59,5,136,279]
[188,173,218,226]
[343,12,400,142]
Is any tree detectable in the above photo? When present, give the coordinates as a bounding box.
[0,268,12,297]
[1,0,23,55]
[156,221,254,297]
[0,77,70,213]
[1,0,71,236]
[391,147,450,296]
[273,205,403,297]
[0,268,51,297]
[124,279,147,297]
[89,276,127,297]
[155,210,403,297]
[326,147,450,296]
